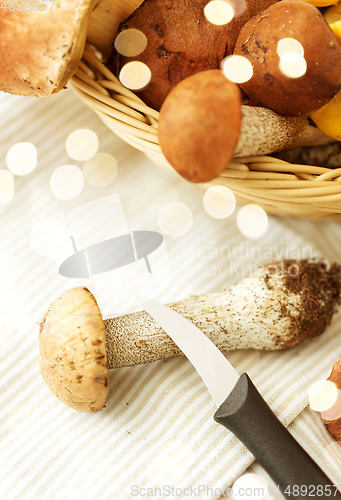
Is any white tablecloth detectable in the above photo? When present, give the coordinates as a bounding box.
[0,87,341,500]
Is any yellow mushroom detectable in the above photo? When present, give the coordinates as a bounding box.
[309,2,341,140]
[324,2,341,45]
[311,90,341,141]
[300,0,338,8]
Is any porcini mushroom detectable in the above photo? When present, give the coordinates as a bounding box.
[234,0,341,116]
[111,0,279,111]
[39,259,341,412]
[158,70,242,183]
[39,286,108,412]
[157,70,333,182]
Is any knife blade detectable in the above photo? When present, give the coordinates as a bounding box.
[131,292,341,500]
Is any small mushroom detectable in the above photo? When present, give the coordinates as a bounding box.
[39,259,341,412]
[233,0,341,116]
[39,287,108,413]
[158,70,242,183]
[157,70,333,182]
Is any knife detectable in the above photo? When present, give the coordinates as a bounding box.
[131,293,341,500]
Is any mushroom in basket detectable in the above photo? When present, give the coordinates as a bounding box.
[111,0,280,111]
[155,0,341,182]
[157,70,334,183]
[0,0,340,174]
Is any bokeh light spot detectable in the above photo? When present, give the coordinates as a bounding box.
[237,205,268,239]
[83,153,118,187]
[0,170,14,205]
[233,473,269,499]
[277,38,306,78]
[221,55,253,84]
[66,129,99,161]
[279,58,307,79]
[309,380,338,412]
[6,142,37,175]
[204,0,234,25]
[321,389,341,421]
[203,186,236,218]
[143,181,179,212]
[114,29,148,57]
[277,38,304,63]
[119,62,152,91]
[50,165,84,200]
[158,202,193,237]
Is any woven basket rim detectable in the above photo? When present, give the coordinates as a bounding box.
[70,41,341,220]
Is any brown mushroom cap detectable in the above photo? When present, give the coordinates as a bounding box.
[158,69,242,183]
[234,0,341,116]
[0,0,99,97]
[39,287,109,412]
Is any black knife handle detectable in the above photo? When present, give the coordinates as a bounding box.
[214,373,341,500]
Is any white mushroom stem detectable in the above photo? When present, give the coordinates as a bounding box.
[104,260,341,369]
[235,106,334,158]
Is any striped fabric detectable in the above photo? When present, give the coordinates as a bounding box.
[0,88,341,500]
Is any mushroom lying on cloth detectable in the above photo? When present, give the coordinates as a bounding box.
[39,259,341,412]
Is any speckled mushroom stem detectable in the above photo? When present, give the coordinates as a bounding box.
[104,260,341,369]
[234,106,333,158]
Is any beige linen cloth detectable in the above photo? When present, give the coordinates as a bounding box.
[0,89,341,500]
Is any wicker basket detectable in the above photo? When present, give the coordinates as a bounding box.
[70,1,341,220]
